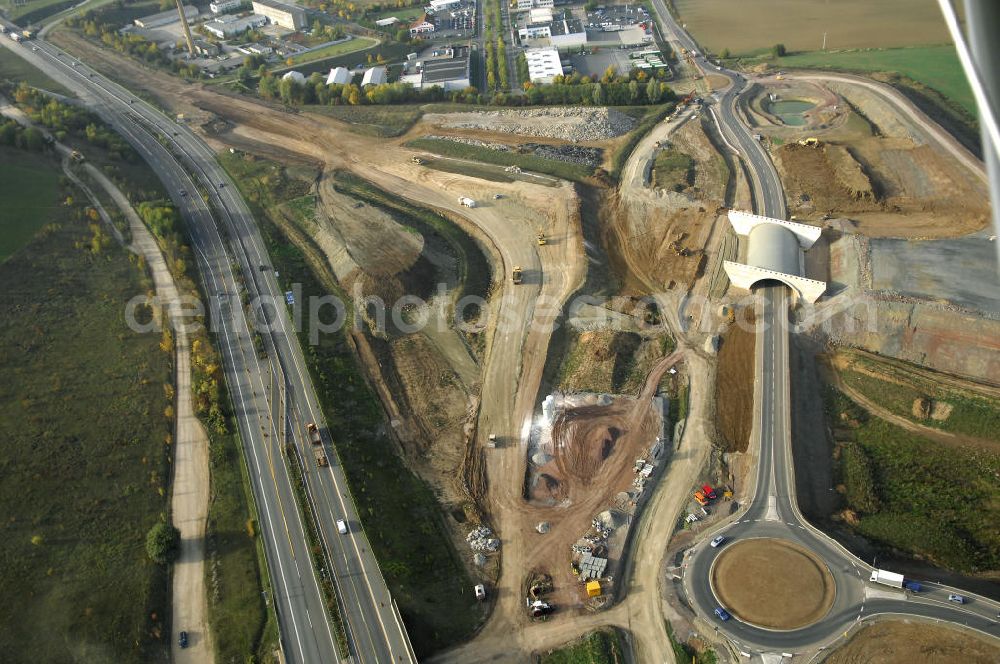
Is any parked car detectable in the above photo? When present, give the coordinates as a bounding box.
[948,594,965,604]
[714,607,731,621]
[710,535,725,548]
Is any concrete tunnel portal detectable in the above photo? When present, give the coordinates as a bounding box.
[723,210,827,303]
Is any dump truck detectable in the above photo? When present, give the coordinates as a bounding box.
[313,446,328,467]
[458,196,476,208]
[869,569,904,589]
[693,491,709,506]
[512,265,523,284]
[799,137,821,147]
[411,155,425,164]
[307,422,322,446]
[69,150,85,163]
[536,232,546,246]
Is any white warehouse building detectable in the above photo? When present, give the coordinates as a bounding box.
[361,66,387,87]
[524,46,562,84]
[326,66,352,85]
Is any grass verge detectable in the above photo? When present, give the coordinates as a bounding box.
[537,628,626,663]
[0,47,73,95]
[0,149,171,663]
[406,136,594,182]
[826,387,1000,574]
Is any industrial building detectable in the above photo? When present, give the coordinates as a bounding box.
[204,13,267,38]
[513,0,553,11]
[524,46,562,83]
[374,17,399,27]
[325,66,352,85]
[209,0,245,13]
[722,210,826,303]
[251,0,306,30]
[409,14,435,36]
[398,46,470,91]
[428,0,462,11]
[518,13,586,49]
[361,66,387,87]
[134,4,198,29]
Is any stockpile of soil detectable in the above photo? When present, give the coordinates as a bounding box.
[715,306,755,453]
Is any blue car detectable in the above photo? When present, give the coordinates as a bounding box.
[714,607,731,621]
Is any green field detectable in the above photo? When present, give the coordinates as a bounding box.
[0,147,172,662]
[673,0,952,55]
[775,45,974,116]
[368,6,424,24]
[1,0,73,24]
[0,47,72,94]
[0,150,62,261]
[826,388,1000,574]
[539,629,626,664]
[288,36,377,65]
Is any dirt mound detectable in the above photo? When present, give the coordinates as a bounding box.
[551,405,630,486]
[776,143,882,216]
[711,538,836,629]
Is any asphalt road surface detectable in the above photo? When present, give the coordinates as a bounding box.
[643,3,1000,656]
[0,28,414,664]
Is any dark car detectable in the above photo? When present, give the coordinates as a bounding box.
[178,631,189,648]
[714,607,731,621]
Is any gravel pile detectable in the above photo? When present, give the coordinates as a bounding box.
[467,525,500,552]
[425,135,602,167]
[430,107,637,141]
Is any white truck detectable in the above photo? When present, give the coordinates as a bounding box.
[869,569,904,589]
[458,196,476,208]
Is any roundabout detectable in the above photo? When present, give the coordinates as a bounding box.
[710,537,836,630]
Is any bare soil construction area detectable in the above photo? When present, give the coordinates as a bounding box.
[823,620,1000,664]
[711,538,836,629]
[715,306,755,454]
[753,79,990,238]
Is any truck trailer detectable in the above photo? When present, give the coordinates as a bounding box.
[869,569,904,589]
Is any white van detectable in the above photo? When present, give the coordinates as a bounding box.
[337,519,348,535]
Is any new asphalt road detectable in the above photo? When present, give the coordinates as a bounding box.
[643,3,1000,657]
[0,27,414,664]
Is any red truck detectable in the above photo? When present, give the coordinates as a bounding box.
[702,484,717,500]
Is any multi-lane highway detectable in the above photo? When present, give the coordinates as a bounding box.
[0,27,414,664]
[644,3,1000,657]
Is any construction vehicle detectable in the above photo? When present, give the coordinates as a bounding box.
[701,484,717,500]
[474,583,487,600]
[536,232,546,246]
[869,569,904,589]
[411,155,425,164]
[307,422,322,445]
[693,491,709,506]
[69,150,84,163]
[487,433,499,448]
[458,196,476,208]
[511,265,523,284]
[313,446,328,467]
[798,137,821,147]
